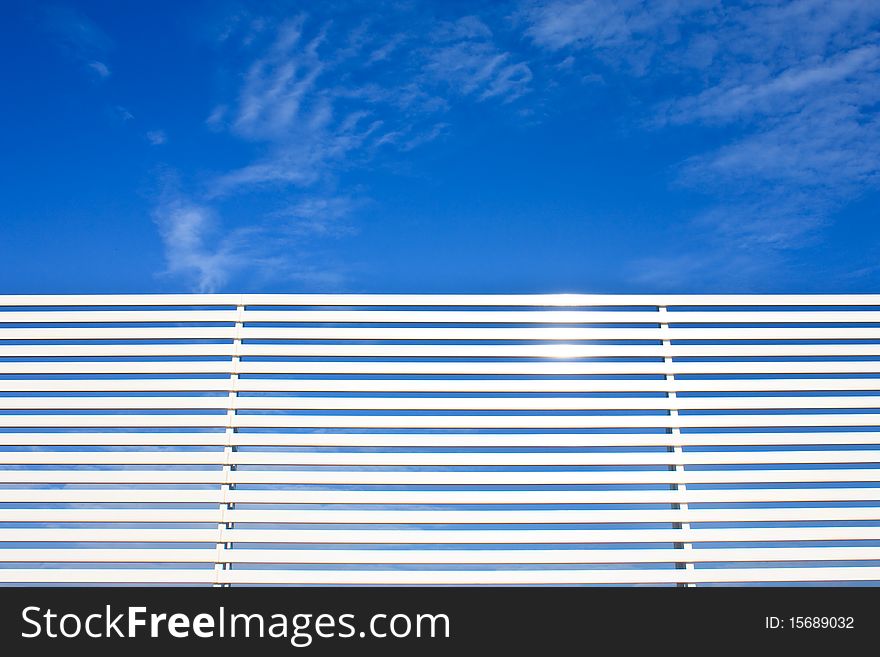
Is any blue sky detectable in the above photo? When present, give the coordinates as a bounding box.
[2,0,879,294]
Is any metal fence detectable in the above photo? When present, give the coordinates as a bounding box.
[1,294,879,585]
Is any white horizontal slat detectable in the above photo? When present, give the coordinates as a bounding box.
[4,525,880,544]
[0,528,220,542]
[0,431,877,447]
[210,546,880,564]
[2,567,879,584]
[0,380,234,393]
[225,468,880,485]
[241,325,877,341]
[0,430,877,448]
[161,292,880,307]
[8,308,876,324]
[0,433,230,446]
[239,310,880,323]
[184,449,880,467]
[0,452,223,465]
[0,509,224,522]
[5,327,880,341]
[182,378,880,393]
[0,294,244,307]
[3,395,880,411]
[2,449,879,466]
[5,343,880,358]
[3,468,880,485]
[3,378,879,394]
[0,397,234,410]
[233,326,880,340]
[0,362,234,375]
[210,507,880,524]
[0,311,238,323]
[220,567,880,585]
[228,413,880,429]
[0,569,218,584]
[244,293,878,307]
[3,487,880,505]
[218,546,880,564]
[161,486,880,505]
[0,490,224,503]
[239,344,880,358]
[235,361,880,376]
[0,566,880,586]
[7,412,875,429]
[211,394,880,411]
[215,430,880,448]
[0,548,219,563]
[0,471,226,484]
[0,345,235,357]
[213,525,880,544]
[0,327,236,340]
[0,415,229,428]
[1,293,878,307]
[1,546,877,564]
[3,361,880,376]
[0,507,877,524]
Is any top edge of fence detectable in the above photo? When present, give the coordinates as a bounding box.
[1,294,880,307]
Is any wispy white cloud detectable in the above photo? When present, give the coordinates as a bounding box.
[207,18,398,196]
[87,60,110,78]
[271,195,363,237]
[113,105,134,121]
[659,44,880,125]
[366,34,404,65]
[424,16,533,103]
[521,0,716,74]
[669,26,880,259]
[211,109,382,195]
[524,0,647,50]
[153,194,243,293]
[42,5,114,80]
[153,7,539,291]
[230,17,324,141]
[145,129,167,145]
[522,0,880,286]
[149,17,386,289]
[680,98,880,194]
[629,246,779,290]
[152,186,346,293]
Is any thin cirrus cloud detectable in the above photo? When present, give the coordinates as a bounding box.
[521,0,716,74]
[201,16,442,204]
[271,196,363,238]
[208,14,527,195]
[663,8,880,266]
[659,44,880,126]
[97,0,877,292]
[152,187,318,293]
[153,195,240,294]
[518,0,880,286]
[87,60,111,78]
[146,129,167,146]
[423,16,533,103]
[42,4,113,80]
[154,11,531,292]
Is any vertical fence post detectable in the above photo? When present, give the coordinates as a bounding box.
[658,306,696,587]
[214,301,244,587]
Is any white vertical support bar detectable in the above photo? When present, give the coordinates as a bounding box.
[658,306,696,587]
[214,302,244,587]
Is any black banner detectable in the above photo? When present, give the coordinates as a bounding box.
[0,587,876,654]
